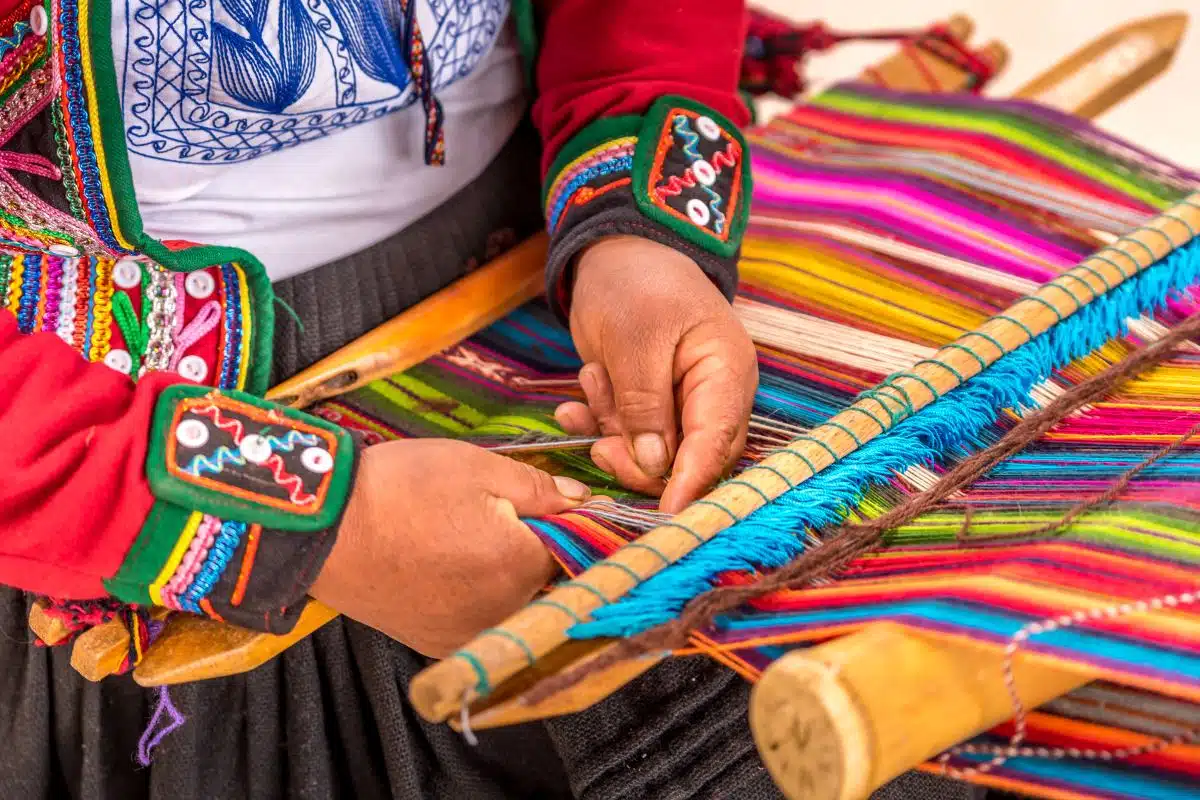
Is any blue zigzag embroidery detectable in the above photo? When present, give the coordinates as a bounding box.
[672,115,726,234]
[184,430,321,477]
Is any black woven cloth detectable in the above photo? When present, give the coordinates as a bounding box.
[0,122,986,800]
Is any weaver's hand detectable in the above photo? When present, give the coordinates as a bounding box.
[310,439,589,657]
[557,235,758,513]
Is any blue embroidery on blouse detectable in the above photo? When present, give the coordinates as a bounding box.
[119,0,508,164]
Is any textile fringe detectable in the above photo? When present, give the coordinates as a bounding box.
[525,311,1200,705]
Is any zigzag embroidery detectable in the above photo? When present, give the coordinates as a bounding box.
[183,429,320,477]
[655,141,739,198]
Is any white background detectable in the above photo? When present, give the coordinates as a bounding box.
[753,1,1199,167]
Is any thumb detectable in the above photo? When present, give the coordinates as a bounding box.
[605,343,679,479]
[478,453,592,517]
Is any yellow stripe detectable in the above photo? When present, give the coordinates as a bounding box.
[234,263,252,390]
[547,136,638,203]
[76,0,137,252]
[148,511,204,606]
[6,255,23,315]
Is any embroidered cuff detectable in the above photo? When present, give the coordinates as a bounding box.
[104,386,358,633]
[542,96,751,320]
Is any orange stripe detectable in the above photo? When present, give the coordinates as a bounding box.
[199,598,225,623]
[230,524,262,607]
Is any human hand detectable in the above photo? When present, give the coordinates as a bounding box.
[310,439,590,657]
[556,235,758,513]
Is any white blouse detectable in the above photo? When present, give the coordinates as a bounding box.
[112,0,526,281]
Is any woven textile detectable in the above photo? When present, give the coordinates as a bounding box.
[313,83,1200,800]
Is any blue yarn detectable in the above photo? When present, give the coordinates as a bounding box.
[567,239,1200,639]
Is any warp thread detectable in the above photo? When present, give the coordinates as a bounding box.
[523,310,1200,705]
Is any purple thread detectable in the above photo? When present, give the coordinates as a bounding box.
[136,684,185,767]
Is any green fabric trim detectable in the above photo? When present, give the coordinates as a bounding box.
[86,1,275,395]
[541,115,643,207]
[510,0,538,90]
[630,95,752,259]
[146,385,356,532]
[740,91,759,125]
[103,501,194,604]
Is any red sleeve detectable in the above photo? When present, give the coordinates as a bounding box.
[0,310,173,598]
[530,0,751,178]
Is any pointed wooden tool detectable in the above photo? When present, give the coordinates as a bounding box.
[1013,12,1188,118]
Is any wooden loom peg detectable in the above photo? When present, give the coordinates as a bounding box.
[28,598,73,646]
[100,15,998,690]
[748,624,1094,800]
[132,600,337,685]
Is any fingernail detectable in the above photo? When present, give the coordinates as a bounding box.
[593,450,614,475]
[553,476,591,501]
[578,364,600,395]
[633,433,669,477]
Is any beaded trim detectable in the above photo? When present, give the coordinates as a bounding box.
[176,520,247,613]
[0,241,250,389]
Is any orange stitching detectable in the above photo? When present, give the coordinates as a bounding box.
[229,524,261,607]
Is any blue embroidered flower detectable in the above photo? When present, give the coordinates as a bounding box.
[213,0,319,113]
[322,0,409,88]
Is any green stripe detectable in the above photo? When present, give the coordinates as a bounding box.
[103,501,193,604]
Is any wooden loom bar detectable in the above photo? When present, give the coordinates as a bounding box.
[409,196,1200,722]
[108,16,1000,687]
[749,624,1095,800]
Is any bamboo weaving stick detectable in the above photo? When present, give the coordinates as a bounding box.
[409,196,1200,722]
[113,15,1001,688]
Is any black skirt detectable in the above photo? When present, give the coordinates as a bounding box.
[0,122,984,800]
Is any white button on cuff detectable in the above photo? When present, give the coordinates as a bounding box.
[301,446,334,474]
[695,115,722,141]
[177,355,209,383]
[29,5,48,36]
[104,349,132,374]
[185,270,216,299]
[113,258,142,290]
[691,159,717,186]
[686,198,711,227]
[175,419,209,449]
[239,434,273,465]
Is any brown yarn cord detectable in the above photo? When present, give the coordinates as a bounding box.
[523,312,1200,705]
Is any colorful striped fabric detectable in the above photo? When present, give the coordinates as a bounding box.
[312,83,1200,799]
